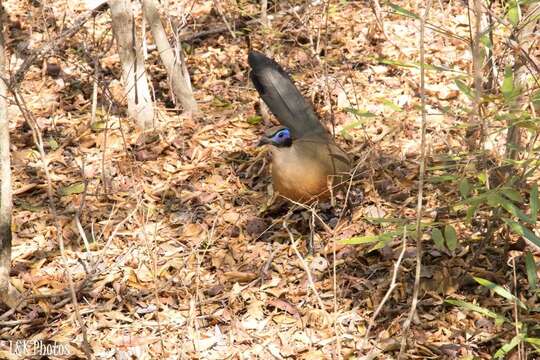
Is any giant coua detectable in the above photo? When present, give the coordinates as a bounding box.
[248,51,351,203]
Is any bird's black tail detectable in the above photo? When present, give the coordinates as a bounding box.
[248,51,327,139]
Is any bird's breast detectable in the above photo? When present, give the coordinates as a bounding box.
[270,142,350,202]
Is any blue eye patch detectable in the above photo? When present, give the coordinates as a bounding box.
[270,128,292,147]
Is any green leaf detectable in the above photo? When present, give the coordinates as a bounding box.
[479,32,492,49]
[499,197,534,224]
[376,58,416,68]
[525,251,538,290]
[524,337,540,346]
[494,334,523,359]
[466,204,478,223]
[340,234,381,244]
[486,192,503,208]
[494,187,524,204]
[58,182,85,196]
[380,99,402,112]
[428,175,458,183]
[341,232,396,245]
[455,79,473,99]
[503,218,540,248]
[460,193,486,207]
[501,66,519,103]
[444,225,458,251]
[459,179,471,198]
[507,0,520,26]
[368,237,394,252]
[501,188,523,203]
[212,96,232,108]
[387,3,420,19]
[432,228,445,249]
[91,120,108,132]
[364,217,409,225]
[48,137,59,150]
[474,276,528,310]
[530,185,538,222]
[16,200,43,212]
[445,299,507,325]
[246,115,262,125]
[477,172,487,185]
[340,121,367,137]
[344,107,377,117]
[532,90,540,109]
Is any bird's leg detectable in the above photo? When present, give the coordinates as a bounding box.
[258,190,279,216]
[307,209,316,255]
[327,175,336,208]
[258,212,292,283]
[259,245,279,281]
[345,193,354,223]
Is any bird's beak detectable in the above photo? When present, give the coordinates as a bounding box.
[257,137,270,147]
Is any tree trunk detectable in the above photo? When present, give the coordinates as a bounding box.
[109,0,154,129]
[466,0,485,151]
[0,1,20,308]
[506,3,540,161]
[141,0,198,113]
[261,0,269,27]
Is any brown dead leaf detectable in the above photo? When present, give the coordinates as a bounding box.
[223,271,257,283]
[267,298,301,319]
[182,223,204,238]
[222,210,240,224]
[135,264,154,283]
[111,335,159,348]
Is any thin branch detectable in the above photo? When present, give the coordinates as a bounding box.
[11,89,92,358]
[283,219,326,311]
[398,1,432,357]
[510,255,524,360]
[362,227,407,351]
[11,5,107,86]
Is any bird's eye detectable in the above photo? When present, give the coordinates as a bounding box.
[278,133,284,138]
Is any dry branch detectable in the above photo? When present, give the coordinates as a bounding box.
[142,0,198,113]
[109,0,154,129]
[0,3,20,309]
[11,5,108,86]
[399,1,432,357]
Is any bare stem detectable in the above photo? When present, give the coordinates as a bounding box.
[398,1,432,357]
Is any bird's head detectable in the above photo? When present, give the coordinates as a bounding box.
[257,126,293,148]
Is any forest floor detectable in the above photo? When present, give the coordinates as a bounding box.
[1,0,537,359]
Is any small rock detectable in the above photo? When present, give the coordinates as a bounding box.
[228,225,240,238]
[246,217,267,236]
[46,62,61,78]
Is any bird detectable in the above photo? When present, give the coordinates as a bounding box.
[248,51,351,203]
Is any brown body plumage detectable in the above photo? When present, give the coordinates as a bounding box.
[249,51,351,203]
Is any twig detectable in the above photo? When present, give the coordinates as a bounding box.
[140,207,166,354]
[101,111,110,195]
[509,255,523,360]
[212,0,236,39]
[75,159,91,253]
[362,227,407,351]
[367,0,405,56]
[11,89,92,358]
[0,318,45,327]
[260,0,269,27]
[11,5,107,86]
[172,4,309,44]
[259,245,280,280]
[90,54,99,126]
[398,1,432,357]
[283,219,326,311]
